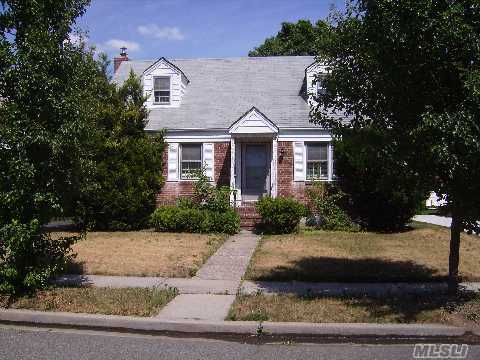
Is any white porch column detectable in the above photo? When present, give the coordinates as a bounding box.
[271,136,278,198]
[328,142,333,182]
[230,137,236,205]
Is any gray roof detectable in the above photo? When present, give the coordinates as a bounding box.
[114,56,327,130]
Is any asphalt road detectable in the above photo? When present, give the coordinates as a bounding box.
[0,325,479,360]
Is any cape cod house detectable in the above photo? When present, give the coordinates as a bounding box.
[113,50,335,226]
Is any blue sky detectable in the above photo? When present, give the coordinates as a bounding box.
[76,0,345,60]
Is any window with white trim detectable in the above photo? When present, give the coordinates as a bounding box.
[180,143,202,179]
[306,143,328,180]
[316,76,327,96]
[154,76,170,104]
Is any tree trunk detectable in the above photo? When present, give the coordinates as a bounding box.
[448,208,462,295]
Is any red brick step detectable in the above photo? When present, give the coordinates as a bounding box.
[235,204,262,230]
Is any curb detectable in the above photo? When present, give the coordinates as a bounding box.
[0,309,477,343]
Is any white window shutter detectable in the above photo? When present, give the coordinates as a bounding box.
[293,141,305,181]
[203,143,214,181]
[167,143,179,181]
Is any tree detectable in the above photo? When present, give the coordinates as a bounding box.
[0,0,96,224]
[312,0,480,292]
[334,128,429,231]
[0,0,97,293]
[248,19,332,56]
[76,67,165,230]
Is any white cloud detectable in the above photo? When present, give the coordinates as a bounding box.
[137,24,185,41]
[103,39,141,52]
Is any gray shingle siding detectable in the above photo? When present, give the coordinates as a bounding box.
[113,56,332,131]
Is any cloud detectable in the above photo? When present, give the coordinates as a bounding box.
[137,24,185,40]
[103,39,141,52]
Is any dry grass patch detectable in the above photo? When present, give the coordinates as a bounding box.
[228,293,480,326]
[246,224,480,282]
[1,287,177,317]
[54,231,226,277]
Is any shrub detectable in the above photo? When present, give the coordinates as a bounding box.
[176,197,197,210]
[192,171,231,212]
[306,182,360,232]
[76,73,165,231]
[255,196,307,234]
[210,210,241,235]
[0,220,77,295]
[334,129,429,231]
[150,207,240,234]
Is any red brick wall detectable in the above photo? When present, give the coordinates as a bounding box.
[156,141,309,206]
[156,142,231,206]
[214,142,231,186]
[277,141,309,204]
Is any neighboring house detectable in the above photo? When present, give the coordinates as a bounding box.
[113,50,337,210]
[426,192,447,209]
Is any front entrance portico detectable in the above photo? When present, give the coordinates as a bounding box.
[228,107,278,205]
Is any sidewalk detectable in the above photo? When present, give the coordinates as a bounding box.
[413,215,479,235]
[413,215,452,227]
[155,231,259,321]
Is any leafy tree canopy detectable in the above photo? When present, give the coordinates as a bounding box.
[312,0,480,291]
[0,0,96,294]
[248,19,332,56]
[75,63,165,231]
[0,0,97,224]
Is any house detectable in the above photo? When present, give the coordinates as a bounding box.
[113,50,337,223]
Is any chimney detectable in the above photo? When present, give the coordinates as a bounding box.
[113,47,129,73]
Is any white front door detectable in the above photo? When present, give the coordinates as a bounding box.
[242,143,270,201]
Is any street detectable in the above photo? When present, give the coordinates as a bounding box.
[0,325,479,360]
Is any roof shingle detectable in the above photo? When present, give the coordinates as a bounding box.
[113,56,322,130]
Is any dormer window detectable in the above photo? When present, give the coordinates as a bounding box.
[316,76,327,97]
[154,76,170,104]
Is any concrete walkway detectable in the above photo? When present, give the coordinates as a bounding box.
[413,215,452,227]
[156,231,259,321]
[56,231,260,321]
[194,231,258,280]
[413,215,480,235]
[54,275,239,295]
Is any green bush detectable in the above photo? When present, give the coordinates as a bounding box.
[0,220,77,295]
[255,196,307,234]
[151,170,239,234]
[191,171,231,212]
[76,72,165,231]
[176,197,197,210]
[306,182,360,232]
[334,129,429,231]
[150,207,240,234]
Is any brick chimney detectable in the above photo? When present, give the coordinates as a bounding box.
[113,47,129,73]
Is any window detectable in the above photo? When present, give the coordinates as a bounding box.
[316,76,327,96]
[306,143,328,180]
[154,76,170,104]
[180,144,202,179]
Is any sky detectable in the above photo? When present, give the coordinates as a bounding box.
[75,0,345,60]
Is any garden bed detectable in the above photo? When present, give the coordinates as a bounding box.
[0,287,177,317]
[55,230,226,277]
[245,223,480,282]
[228,293,480,326]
